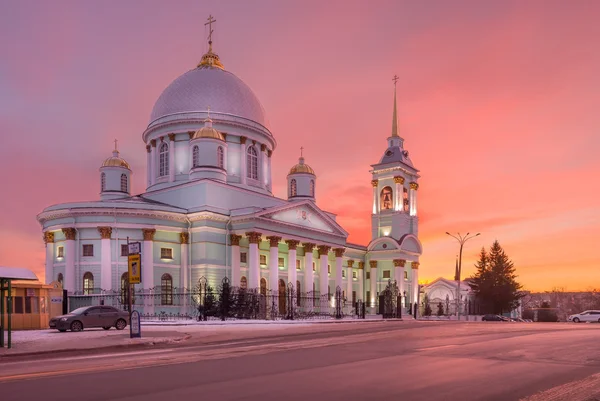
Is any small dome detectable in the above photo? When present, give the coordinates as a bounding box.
[288,157,315,176]
[102,148,130,169]
[192,117,225,140]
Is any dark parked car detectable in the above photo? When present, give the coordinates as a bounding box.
[482,314,509,321]
[49,306,129,332]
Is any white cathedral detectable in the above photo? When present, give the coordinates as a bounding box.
[37,27,423,314]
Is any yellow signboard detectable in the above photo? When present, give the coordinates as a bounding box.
[128,254,141,284]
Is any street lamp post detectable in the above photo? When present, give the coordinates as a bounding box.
[445,232,480,321]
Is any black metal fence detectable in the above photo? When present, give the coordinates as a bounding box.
[68,277,366,321]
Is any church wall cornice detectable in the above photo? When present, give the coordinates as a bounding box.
[37,208,189,226]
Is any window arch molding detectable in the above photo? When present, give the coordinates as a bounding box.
[380,186,393,210]
[290,179,297,197]
[159,142,169,177]
[247,146,258,180]
[192,145,200,168]
[217,146,224,169]
[120,174,128,192]
[83,272,94,295]
[101,172,106,192]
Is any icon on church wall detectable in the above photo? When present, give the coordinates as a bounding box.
[380,186,393,210]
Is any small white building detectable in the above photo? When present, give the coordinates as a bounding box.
[421,278,473,316]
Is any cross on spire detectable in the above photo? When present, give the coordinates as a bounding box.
[114,139,118,151]
[207,105,211,118]
[205,15,217,45]
[392,74,399,86]
[300,146,304,157]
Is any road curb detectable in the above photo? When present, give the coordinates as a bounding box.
[0,334,191,360]
[141,318,405,327]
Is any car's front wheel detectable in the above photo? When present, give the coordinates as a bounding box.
[115,319,127,330]
[70,320,83,332]
[573,317,580,323]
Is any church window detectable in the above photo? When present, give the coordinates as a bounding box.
[310,180,315,197]
[366,272,370,280]
[312,262,316,272]
[380,186,393,210]
[342,270,346,278]
[160,248,173,260]
[120,273,132,306]
[240,276,247,289]
[161,274,173,305]
[192,145,200,168]
[403,187,409,212]
[121,244,128,257]
[159,142,169,177]
[260,254,267,266]
[327,265,331,274]
[404,271,408,280]
[366,291,371,302]
[352,291,356,305]
[383,270,391,279]
[290,179,297,197]
[82,244,94,257]
[57,246,64,258]
[352,271,357,279]
[240,252,247,264]
[247,146,258,180]
[101,172,106,192]
[120,174,128,192]
[278,257,285,267]
[83,272,94,295]
[296,259,301,270]
[296,281,301,306]
[217,146,224,169]
[328,285,331,300]
[57,273,63,285]
[260,278,267,295]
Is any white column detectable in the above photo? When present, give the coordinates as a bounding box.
[369,260,377,309]
[266,150,272,191]
[286,240,299,289]
[98,227,112,291]
[146,145,151,187]
[358,262,364,301]
[371,179,378,214]
[346,260,354,305]
[412,262,420,308]
[62,228,76,293]
[260,144,267,188]
[142,229,155,314]
[150,140,157,186]
[230,234,241,287]
[168,134,176,182]
[240,137,247,185]
[304,244,315,298]
[318,246,330,297]
[394,176,404,211]
[410,182,418,216]
[334,248,344,291]
[267,236,281,292]
[44,231,55,284]
[246,232,261,288]
[180,232,189,289]
[395,259,406,307]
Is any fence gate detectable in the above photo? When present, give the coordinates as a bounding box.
[379,280,400,318]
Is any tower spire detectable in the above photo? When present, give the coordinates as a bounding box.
[391,75,399,138]
[197,14,225,70]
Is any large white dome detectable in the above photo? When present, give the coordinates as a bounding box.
[149,67,270,129]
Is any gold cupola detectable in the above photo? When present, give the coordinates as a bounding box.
[192,115,225,141]
[102,141,130,169]
[288,156,315,176]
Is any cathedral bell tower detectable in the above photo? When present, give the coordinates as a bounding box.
[370,76,420,241]
[100,140,132,201]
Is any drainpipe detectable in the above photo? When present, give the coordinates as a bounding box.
[225,216,232,279]
[185,216,192,289]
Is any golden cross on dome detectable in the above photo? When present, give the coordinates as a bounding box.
[300,146,304,157]
[207,105,211,118]
[392,74,399,86]
[114,139,118,151]
[205,15,217,44]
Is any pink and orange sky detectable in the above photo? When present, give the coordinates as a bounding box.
[1,1,599,291]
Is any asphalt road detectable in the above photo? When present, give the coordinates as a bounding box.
[1,322,600,401]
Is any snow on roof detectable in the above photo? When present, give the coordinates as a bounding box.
[0,266,38,280]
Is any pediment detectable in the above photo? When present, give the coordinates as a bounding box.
[256,202,347,237]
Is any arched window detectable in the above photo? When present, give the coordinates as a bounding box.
[260,277,267,295]
[161,273,173,305]
[246,146,258,180]
[120,174,128,192]
[101,173,106,192]
[217,146,224,169]
[290,179,297,197]
[310,180,315,197]
[240,276,247,289]
[83,272,94,295]
[120,272,129,306]
[192,145,199,168]
[159,142,169,177]
[380,186,393,210]
[403,187,409,212]
[57,273,63,286]
[296,280,301,306]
